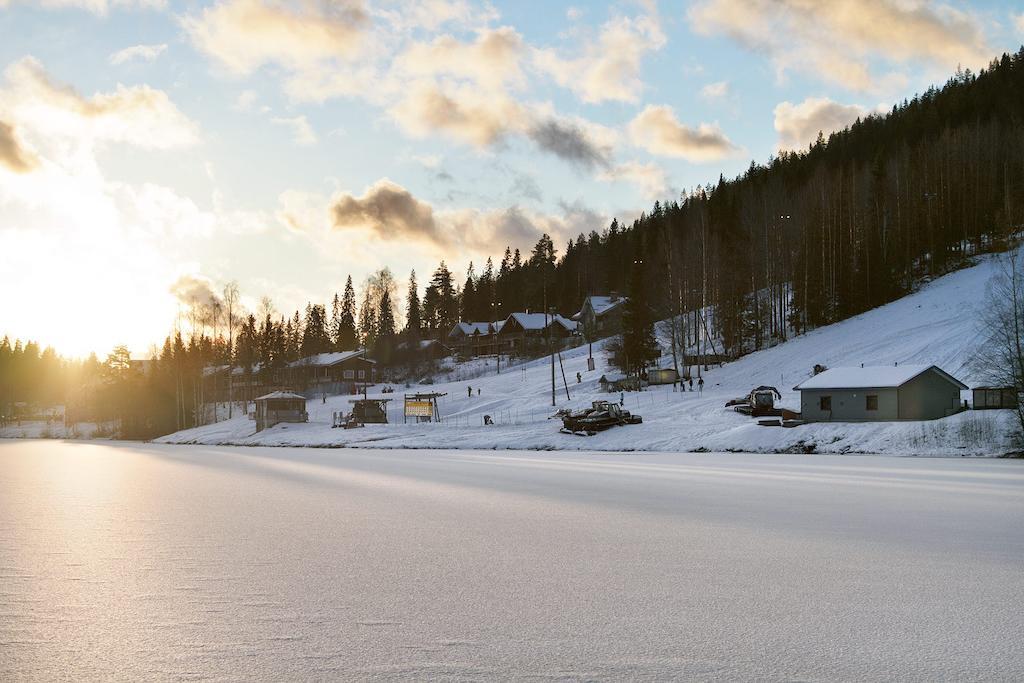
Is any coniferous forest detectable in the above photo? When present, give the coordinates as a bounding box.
[4,49,1024,437]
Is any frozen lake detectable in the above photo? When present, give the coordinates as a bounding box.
[1,441,1023,680]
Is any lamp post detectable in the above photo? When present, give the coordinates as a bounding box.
[491,301,502,374]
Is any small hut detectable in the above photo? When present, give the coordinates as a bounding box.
[254,391,308,432]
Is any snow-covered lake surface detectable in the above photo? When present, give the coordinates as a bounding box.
[2,440,1023,680]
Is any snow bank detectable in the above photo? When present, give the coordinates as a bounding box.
[157,253,1020,456]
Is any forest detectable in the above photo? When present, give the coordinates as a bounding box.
[4,49,1024,437]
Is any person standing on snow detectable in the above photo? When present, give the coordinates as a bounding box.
[697,377,704,395]
[576,372,582,383]
[467,385,473,398]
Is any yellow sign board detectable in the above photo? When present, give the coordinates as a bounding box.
[404,400,434,417]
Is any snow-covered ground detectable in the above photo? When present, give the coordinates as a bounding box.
[2,440,1022,679]
[0,420,103,440]
[158,252,1020,456]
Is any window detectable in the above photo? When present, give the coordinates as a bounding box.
[866,395,878,411]
[344,369,355,379]
[358,370,365,379]
[820,396,832,411]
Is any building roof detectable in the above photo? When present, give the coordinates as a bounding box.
[286,350,373,368]
[500,312,577,332]
[254,391,307,401]
[573,295,627,321]
[202,364,229,377]
[448,321,492,338]
[793,364,968,391]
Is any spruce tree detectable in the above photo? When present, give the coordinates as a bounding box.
[405,270,421,338]
[338,276,358,350]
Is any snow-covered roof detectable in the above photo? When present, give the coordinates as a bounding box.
[492,320,505,332]
[573,295,627,320]
[499,312,578,333]
[202,364,229,377]
[550,316,579,332]
[287,350,371,368]
[254,391,307,401]
[793,364,967,391]
[448,321,492,338]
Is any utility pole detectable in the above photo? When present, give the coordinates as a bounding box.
[545,284,554,407]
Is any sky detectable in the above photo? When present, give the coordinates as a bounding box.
[0,0,1022,358]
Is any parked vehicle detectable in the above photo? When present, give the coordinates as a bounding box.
[725,386,783,417]
[559,400,643,436]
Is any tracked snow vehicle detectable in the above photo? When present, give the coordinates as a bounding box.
[559,400,643,436]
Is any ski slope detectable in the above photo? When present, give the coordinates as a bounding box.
[157,253,1019,456]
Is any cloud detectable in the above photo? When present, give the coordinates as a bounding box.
[389,81,527,147]
[183,0,367,75]
[526,117,612,171]
[0,0,165,12]
[394,26,525,91]
[1015,12,1024,34]
[509,173,542,203]
[170,274,222,308]
[108,43,167,65]
[328,178,605,253]
[699,80,729,101]
[1,57,199,150]
[533,13,665,103]
[331,179,440,243]
[271,115,317,146]
[0,120,38,173]
[599,161,671,200]
[378,0,499,33]
[688,0,992,92]
[628,104,740,161]
[774,97,875,150]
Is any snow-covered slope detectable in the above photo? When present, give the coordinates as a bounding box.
[157,253,1018,456]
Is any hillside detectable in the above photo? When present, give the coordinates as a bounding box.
[156,252,1018,456]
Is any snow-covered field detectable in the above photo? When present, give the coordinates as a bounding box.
[159,253,1020,456]
[2,440,1022,680]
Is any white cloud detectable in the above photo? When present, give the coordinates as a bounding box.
[0,120,38,173]
[533,12,666,103]
[773,97,882,151]
[271,115,317,146]
[108,43,167,65]
[183,0,368,75]
[628,104,740,161]
[599,161,672,200]
[394,26,525,91]
[0,57,198,151]
[688,0,992,92]
[699,80,729,101]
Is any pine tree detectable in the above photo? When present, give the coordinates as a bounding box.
[301,304,331,356]
[462,262,477,320]
[618,259,659,377]
[329,292,342,347]
[338,276,358,350]
[358,286,377,349]
[375,289,397,365]
[405,270,421,338]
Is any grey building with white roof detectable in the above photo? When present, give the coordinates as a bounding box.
[793,364,968,422]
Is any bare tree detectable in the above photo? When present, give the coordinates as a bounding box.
[223,281,240,419]
[974,251,1024,439]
